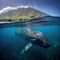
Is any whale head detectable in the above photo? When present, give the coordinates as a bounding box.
[23,28,50,48]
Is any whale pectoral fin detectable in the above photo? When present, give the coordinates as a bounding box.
[20,42,33,54]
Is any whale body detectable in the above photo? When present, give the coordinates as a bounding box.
[16,27,50,54]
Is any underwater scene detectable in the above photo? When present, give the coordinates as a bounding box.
[0,0,60,60]
[0,17,60,60]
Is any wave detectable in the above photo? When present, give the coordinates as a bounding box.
[0,16,60,28]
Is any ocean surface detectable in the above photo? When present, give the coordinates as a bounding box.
[0,18,60,60]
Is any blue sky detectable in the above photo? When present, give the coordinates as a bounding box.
[0,0,60,16]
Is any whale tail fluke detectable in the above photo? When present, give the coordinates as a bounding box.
[20,42,33,54]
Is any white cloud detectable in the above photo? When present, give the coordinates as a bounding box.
[0,6,16,14]
[0,6,29,15]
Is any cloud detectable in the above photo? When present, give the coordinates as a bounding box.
[0,6,29,15]
[0,6,14,14]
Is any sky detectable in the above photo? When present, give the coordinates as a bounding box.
[0,0,60,16]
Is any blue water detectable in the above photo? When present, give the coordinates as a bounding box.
[0,24,60,60]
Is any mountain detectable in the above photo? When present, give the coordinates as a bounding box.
[0,6,48,19]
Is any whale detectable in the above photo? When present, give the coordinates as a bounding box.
[16,27,50,54]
